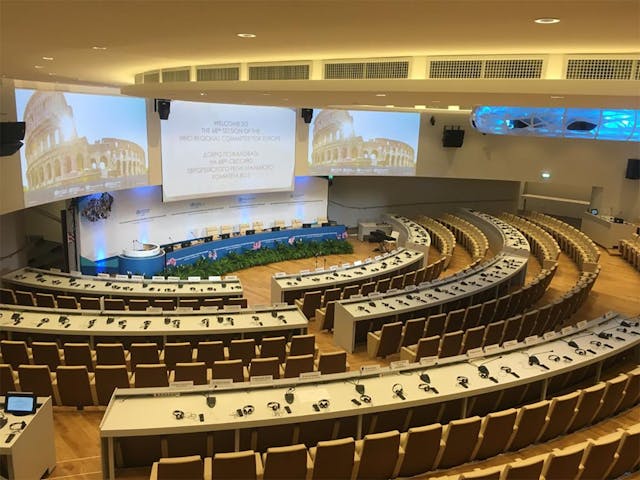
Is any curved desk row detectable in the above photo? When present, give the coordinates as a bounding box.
[98,312,639,479]
[333,212,530,352]
[382,214,431,257]
[0,304,308,347]
[458,210,530,257]
[270,248,424,304]
[2,267,243,299]
[417,216,456,268]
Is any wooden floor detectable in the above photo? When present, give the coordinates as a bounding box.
[47,236,640,480]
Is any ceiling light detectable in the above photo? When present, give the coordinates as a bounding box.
[34,65,44,69]
[414,105,426,110]
[91,46,107,50]
[262,93,271,96]
[375,93,387,97]
[448,105,461,110]
[236,33,256,38]
[48,72,56,76]
[385,105,395,108]
[42,56,54,61]
[199,92,207,96]
[550,95,565,99]
[541,171,552,179]
[534,18,560,24]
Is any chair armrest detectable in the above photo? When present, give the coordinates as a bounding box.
[203,457,213,480]
[255,452,264,480]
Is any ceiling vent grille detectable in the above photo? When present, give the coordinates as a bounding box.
[428,58,544,79]
[566,58,634,80]
[429,60,482,79]
[324,59,409,79]
[134,73,144,84]
[197,65,240,81]
[248,64,310,80]
[161,68,190,83]
[143,71,160,84]
[634,61,640,80]
[484,59,543,78]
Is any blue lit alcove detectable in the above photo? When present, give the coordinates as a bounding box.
[471,106,640,142]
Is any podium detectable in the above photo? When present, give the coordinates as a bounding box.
[118,243,165,277]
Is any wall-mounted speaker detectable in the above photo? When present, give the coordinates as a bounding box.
[301,108,313,124]
[0,122,26,157]
[442,127,465,148]
[625,158,640,180]
[155,99,171,120]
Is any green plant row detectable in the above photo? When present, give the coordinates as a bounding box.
[164,238,353,278]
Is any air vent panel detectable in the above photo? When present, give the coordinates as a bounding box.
[197,66,240,81]
[162,69,190,83]
[429,60,482,79]
[249,64,310,80]
[143,71,160,84]
[324,60,409,79]
[566,59,634,80]
[484,59,543,78]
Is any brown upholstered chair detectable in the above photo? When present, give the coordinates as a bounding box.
[150,455,212,480]
[0,340,31,369]
[315,351,348,375]
[31,341,64,370]
[309,437,356,480]
[133,363,169,388]
[95,365,131,405]
[367,321,403,358]
[354,430,401,480]
[212,360,245,383]
[262,444,312,480]
[211,451,262,480]
[56,366,96,407]
[282,354,314,378]
[172,362,208,385]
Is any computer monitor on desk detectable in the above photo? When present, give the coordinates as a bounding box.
[245,229,255,236]
[302,223,312,228]
[181,241,191,249]
[220,233,230,240]
[321,222,331,227]
[204,235,213,242]
[272,226,281,232]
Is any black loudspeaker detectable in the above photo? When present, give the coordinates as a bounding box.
[155,99,171,120]
[442,127,465,148]
[625,158,640,180]
[301,108,313,124]
[0,122,26,157]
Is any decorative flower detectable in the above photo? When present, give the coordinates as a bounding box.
[288,236,295,245]
[208,250,218,260]
[341,230,349,239]
[166,257,177,266]
[252,241,262,250]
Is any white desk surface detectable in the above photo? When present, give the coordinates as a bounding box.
[99,312,638,437]
[462,210,530,255]
[383,214,431,249]
[271,248,424,296]
[2,267,243,298]
[0,304,308,338]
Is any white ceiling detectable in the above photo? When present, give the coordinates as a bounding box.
[1,0,639,109]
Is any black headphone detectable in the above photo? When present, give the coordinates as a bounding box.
[267,402,280,411]
[173,410,184,420]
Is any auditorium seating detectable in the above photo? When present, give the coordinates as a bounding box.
[619,234,640,271]
[439,214,489,265]
[417,216,456,268]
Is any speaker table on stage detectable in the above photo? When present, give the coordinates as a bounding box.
[118,242,165,277]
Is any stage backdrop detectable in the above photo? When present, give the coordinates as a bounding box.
[77,176,328,263]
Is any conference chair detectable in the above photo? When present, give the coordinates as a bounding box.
[14,290,36,307]
[249,357,280,379]
[262,444,312,480]
[367,321,403,358]
[315,350,348,375]
[95,365,131,405]
[483,320,505,347]
[0,340,31,369]
[56,295,79,309]
[309,437,356,480]
[501,316,522,343]
[130,343,161,372]
[462,303,483,330]
[35,292,56,308]
[251,221,264,233]
[425,313,446,337]
[286,334,317,358]
[360,282,376,296]
[394,424,442,478]
[578,431,623,479]
[259,336,287,363]
[150,455,212,480]
[153,299,175,311]
[402,270,416,288]
[317,301,336,331]
[294,290,322,320]
[56,366,96,408]
[227,297,248,308]
[104,298,126,310]
[540,443,585,480]
[211,451,262,480]
[458,466,503,480]
[478,299,497,325]
[0,287,16,305]
[321,287,341,307]
[439,330,464,358]
[212,360,245,382]
[501,455,546,480]
[354,430,402,480]
[471,408,518,460]
[444,308,466,333]
[341,284,360,300]
[196,341,225,368]
[616,366,640,412]
[435,416,482,469]
[178,299,200,310]
[0,364,17,395]
[567,383,606,432]
[227,339,257,366]
[401,335,439,362]
[282,354,314,378]
[61,344,94,373]
[134,364,169,388]
[162,342,194,370]
[201,298,224,309]
[96,343,129,366]
[18,365,58,404]
[79,296,101,309]
[605,424,640,478]
[400,317,426,348]
[507,400,550,451]
[591,374,628,423]
[31,341,64,370]
[389,275,404,290]
[461,325,485,353]
[172,362,208,385]
[538,390,581,442]
[128,299,149,311]
[374,277,391,294]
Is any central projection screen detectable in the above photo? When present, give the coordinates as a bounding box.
[161,101,296,202]
[307,109,421,176]
[15,89,148,207]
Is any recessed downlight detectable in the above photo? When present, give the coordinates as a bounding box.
[200,92,207,96]
[550,95,565,99]
[91,46,107,50]
[534,18,560,24]
[34,65,44,69]
[375,93,387,97]
[385,104,395,108]
[447,105,461,110]
[541,171,552,179]
[42,56,54,61]
[414,105,426,110]
[236,33,256,38]
[48,72,56,76]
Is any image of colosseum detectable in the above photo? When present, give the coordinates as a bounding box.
[310,109,416,175]
[22,91,147,205]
